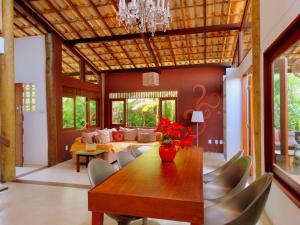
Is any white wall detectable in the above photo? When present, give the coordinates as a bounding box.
[14,35,48,166]
[230,0,300,224]
[223,68,243,160]
[260,1,300,224]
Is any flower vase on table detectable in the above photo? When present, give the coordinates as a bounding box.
[156,118,195,162]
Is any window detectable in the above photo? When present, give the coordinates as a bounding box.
[110,91,177,127]
[264,16,300,204]
[85,65,99,84]
[88,99,97,126]
[127,98,159,127]
[112,100,125,125]
[62,45,80,79]
[23,84,36,112]
[161,99,176,122]
[62,97,75,128]
[75,96,87,129]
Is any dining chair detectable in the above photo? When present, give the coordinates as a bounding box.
[117,151,135,168]
[203,173,273,225]
[88,158,147,225]
[131,147,143,158]
[203,150,243,183]
[204,156,251,203]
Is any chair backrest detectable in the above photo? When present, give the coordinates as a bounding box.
[207,156,252,202]
[216,150,243,173]
[222,173,273,225]
[131,148,143,158]
[88,158,118,188]
[117,151,135,168]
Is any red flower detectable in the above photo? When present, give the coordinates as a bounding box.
[157,118,195,147]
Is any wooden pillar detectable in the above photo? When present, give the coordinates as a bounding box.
[279,58,289,156]
[45,34,62,166]
[251,0,262,177]
[100,73,105,129]
[0,0,16,181]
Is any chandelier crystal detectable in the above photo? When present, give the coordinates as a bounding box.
[116,0,171,36]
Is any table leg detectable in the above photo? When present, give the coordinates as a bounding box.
[76,154,80,172]
[86,155,89,168]
[92,212,103,225]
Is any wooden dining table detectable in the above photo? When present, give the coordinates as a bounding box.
[88,146,204,225]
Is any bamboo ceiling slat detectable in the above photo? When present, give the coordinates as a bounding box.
[13,0,250,71]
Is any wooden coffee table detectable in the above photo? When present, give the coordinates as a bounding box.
[76,150,105,172]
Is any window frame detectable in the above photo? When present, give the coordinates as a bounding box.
[263,15,300,206]
[110,97,178,128]
[62,95,99,130]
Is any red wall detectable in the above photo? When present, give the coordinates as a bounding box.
[105,67,225,153]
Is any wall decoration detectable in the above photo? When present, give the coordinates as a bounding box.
[183,84,222,137]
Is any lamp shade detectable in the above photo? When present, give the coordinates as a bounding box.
[191,111,204,123]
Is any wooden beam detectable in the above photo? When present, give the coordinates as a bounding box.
[67,24,240,45]
[251,0,262,177]
[102,63,231,74]
[238,31,244,63]
[204,0,207,63]
[279,58,289,156]
[0,0,16,182]
[14,0,101,74]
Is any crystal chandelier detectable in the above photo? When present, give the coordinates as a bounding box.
[116,0,171,36]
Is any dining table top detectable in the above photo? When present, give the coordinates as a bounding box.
[88,146,204,225]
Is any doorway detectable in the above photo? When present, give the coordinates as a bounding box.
[15,83,24,167]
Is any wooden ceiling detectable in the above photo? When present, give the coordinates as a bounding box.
[14,0,251,73]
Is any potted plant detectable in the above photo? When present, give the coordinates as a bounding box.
[156,118,194,162]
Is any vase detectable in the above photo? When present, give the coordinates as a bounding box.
[159,144,177,162]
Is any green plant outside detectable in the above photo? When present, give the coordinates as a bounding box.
[274,73,300,132]
[76,96,87,129]
[89,100,97,126]
[62,97,74,128]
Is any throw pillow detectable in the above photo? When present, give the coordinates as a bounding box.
[124,129,137,141]
[105,128,117,142]
[95,129,110,144]
[137,128,155,141]
[112,131,125,142]
[82,131,97,144]
[138,132,156,143]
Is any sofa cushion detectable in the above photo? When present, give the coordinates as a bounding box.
[82,131,97,144]
[138,132,157,143]
[137,128,155,141]
[95,129,110,144]
[124,129,137,141]
[105,128,117,142]
[112,131,125,142]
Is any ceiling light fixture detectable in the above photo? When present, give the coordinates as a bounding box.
[116,0,171,36]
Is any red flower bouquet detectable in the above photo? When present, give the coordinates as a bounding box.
[156,118,194,161]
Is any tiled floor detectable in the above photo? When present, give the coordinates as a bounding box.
[0,151,273,225]
[0,182,272,225]
[17,152,226,187]
[16,164,45,178]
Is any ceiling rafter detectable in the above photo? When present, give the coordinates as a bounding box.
[14,0,102,74]
[67,24,240,45]
[84,0,136,68]
[52,0,113,70]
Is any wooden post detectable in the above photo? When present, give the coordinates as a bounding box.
[278,58,289,156]
[45,34,61,166]
[251,0,262,177]
[0,0,16,181]
[101,73,105,129]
